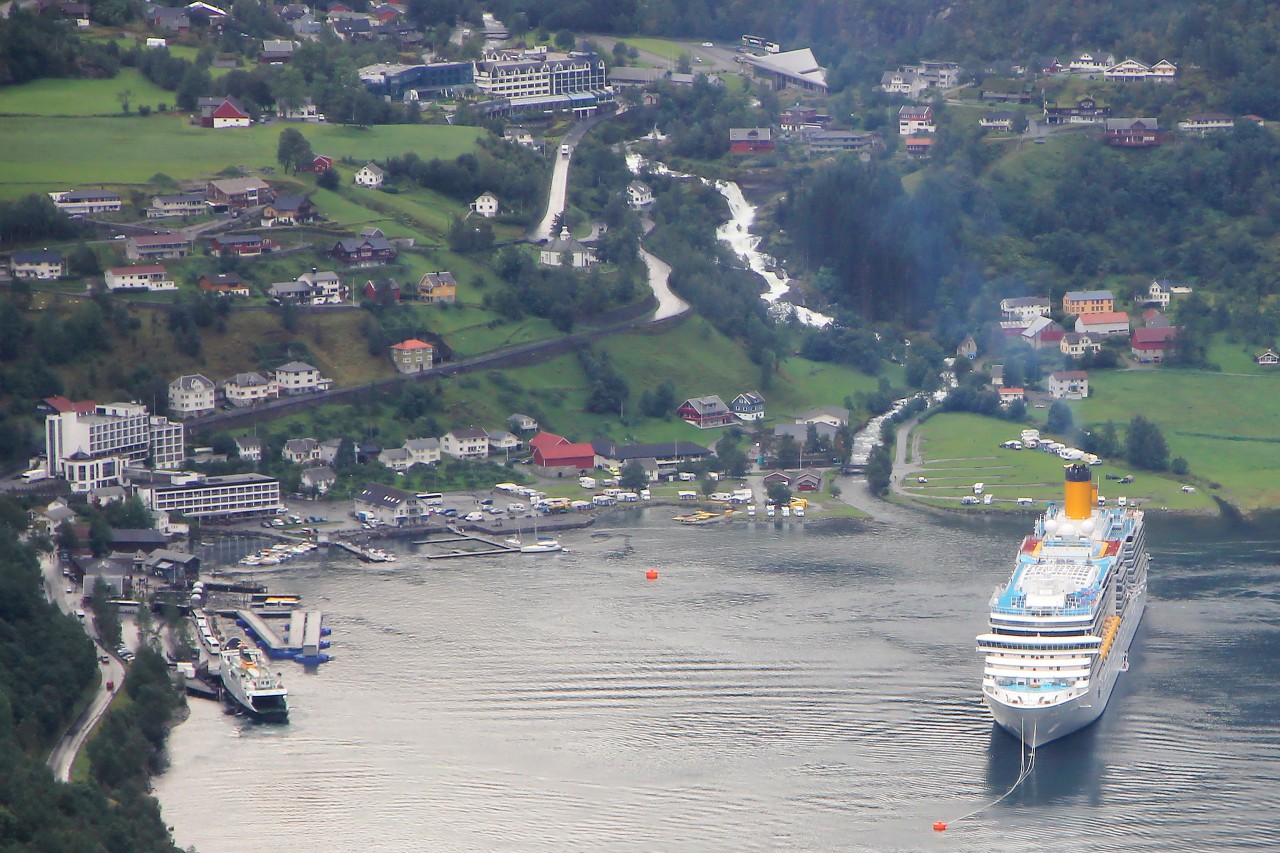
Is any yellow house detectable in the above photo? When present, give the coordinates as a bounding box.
[1062,289,1114,315]
[418,271,457,304]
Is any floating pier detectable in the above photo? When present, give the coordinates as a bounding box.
[236,608,330,663]
[412,529,519,560]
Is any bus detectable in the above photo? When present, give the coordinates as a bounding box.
[21,468,49,483]
[741,34,780,54]
[416,492,444,507]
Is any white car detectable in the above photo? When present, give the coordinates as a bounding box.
[464,511,484,522]
[701,41,713,47]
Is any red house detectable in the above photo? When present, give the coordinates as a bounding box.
[1131,326,1178,362]
[363,278,401,302]
[1105,118,1162,148]
[677,395,735,429]
[209,234,276,257]
[300,155,334,174]
[529,431,595,469]
[729,128,774,154]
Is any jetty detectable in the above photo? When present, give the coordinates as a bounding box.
[412,528,520,560]
[333,540,396,562]
[234,608,329,662]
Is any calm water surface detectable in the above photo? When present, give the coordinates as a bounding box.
[154,497,1280,852]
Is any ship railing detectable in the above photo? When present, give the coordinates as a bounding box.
[990,603,1094,617]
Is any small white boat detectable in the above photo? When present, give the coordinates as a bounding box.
[520,537,563,553]
[504,536,523,548]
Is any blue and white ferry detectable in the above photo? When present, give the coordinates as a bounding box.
[977,463,1148,747]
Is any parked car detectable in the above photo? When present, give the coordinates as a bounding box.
[441,508,458,517]
[99,655,110,664]
[464,511,484,522]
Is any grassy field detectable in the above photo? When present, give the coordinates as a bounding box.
[0,116,482,196]
[905,412,1217,512]
[616,37,690,61]
[0,69,173,116]
[1074,369,1280,510]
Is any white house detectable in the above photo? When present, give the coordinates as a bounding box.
[1000,296,1051,323]
[301,466,336,494]
[507,413,538,432]
[48,189,122,216]
[10,250,64,280]
[1255,349,1279,366]
[898,105,935,135]
[440,427,490,459]
[1060,332,1103,359]
[403,438,441,466]
[354,162,385,188]
[234,435,263,461]
[168,374,216,417]
[487,430,521,456]
[539,227,596,268]
[1069,52,1115,72]
[282,437,321,465]
[274,361,332,395]
[980,111,1016,131]
[794,406,850,428]
[626,181,653,208]
[378,447,415,472]
[105,265,176,292]
[1150,59,1178,81]
[1048,370,1089,400]
[1178,112,1235,133]
[879,68,926,98]
[1075,311,1130,337]
[223,372,280,407]
[1103,59,1150,81]
[470,191,499,218]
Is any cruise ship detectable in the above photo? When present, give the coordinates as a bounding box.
[978,463,1148,747]
[220,639,289,721]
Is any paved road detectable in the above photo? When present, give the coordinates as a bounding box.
[42,553,126,783]
[529,111,617,241]
[638,247,688,321]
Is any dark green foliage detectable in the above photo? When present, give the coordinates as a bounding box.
[766,481,791,505]
[276,127,315,174]
[386,137,547,218]
[1046,400,1074,434]
[620,460,648,491]
[638,379,676,418]
[1125,414,1170,471]
[865,444,892,496]
[577,344,629,415]
[1171,456,1189,475]
[0,194,78,244]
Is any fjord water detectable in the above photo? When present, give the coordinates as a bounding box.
[154,499,1280,852]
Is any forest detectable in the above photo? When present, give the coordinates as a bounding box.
[0,502,182,852]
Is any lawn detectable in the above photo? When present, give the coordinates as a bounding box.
[906,412,1217,513]
[1074,369,1280,511]
[0,69,173,116]
[615,37,690,62]
[0,116,482,196]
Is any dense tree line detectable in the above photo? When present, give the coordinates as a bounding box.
[485,246,643,331]
[0,10,120,86]
[0,510,180,851]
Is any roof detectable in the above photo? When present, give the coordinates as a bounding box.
[391,338,434,350]
[1002,296,1050,307]
[44,395,96,414]
[680,395,728,414]
[229,371,271,387]
[336,236,394,252]
[12,249,63,264]
[591,439,711,460]
[743,48,827,89]
[211,98,250,119]
[1064,289,1114,301]
[403,438,439,451]
[276,361,317,373]
[795,405,850,422]
[528,431,568,452]
[283,437,318,452]
[733,391,765,406]
[774,422,837,441]
[209,176,269,195]
[729,127,772,142]
[1022,316,1056,336]
[446,427,489,440]
[1050,370,1089,380]
[359,162,385,176]
[171,374,215,390]
[545,228,591,254]
[201,272,243,286]
[270,194,309,211]
[55,189,121,201]
[420,271,457,287]
[1077,311,1130,325]
[1132,327,1178,344]
[899,105,932,118]
[128,233,189,246]
[1105,117,1159,131]
[537,441,595,462]
[234,435,262,449]
[108,264,167,275]
[356,482,414,506]
[627,180,651,193]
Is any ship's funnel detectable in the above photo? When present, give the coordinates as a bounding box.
[1064,463,1092,520]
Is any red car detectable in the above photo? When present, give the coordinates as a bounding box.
[105,681,114,692]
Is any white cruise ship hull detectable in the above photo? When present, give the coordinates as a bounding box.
[987,586,1146,747]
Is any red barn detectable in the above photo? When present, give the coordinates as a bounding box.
[1131,326,1178,362]
[301,155,334,174]
[529,432,594,469]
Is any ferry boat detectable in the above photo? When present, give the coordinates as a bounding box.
[219,639,289,721]
[977,463,1148,747]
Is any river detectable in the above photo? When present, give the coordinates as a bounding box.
[154,492,1280,852]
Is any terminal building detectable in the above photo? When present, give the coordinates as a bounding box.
[359,61,475,100]
[135,472,283,519]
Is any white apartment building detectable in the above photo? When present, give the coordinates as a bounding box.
[223,372,280,407]
[48,189,122,216]
[137,473,282,519]
[274,361,332,395]
[440,427,490,458]
[105,265,177,292]
[168,374,216,417]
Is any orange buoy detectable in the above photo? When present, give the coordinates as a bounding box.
[932,822,947,832]
[645,569,659,581]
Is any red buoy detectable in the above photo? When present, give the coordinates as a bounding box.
[932,822,947,832]
[645,569,659,581]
